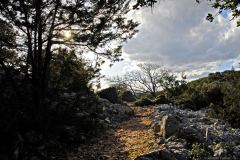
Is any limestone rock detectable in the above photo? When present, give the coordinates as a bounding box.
[159,115,180,138]
[135,149,177,160]
[233,145,240,159]
[213,142,228,157]
[151,104,240,159]
[214,148,227,157]
[97,98,134,123]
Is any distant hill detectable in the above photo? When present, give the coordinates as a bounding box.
[188,70,240,87]
[172,70,240,128]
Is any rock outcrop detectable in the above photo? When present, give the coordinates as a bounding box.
[52,93,134,144]
[98,87,121,104]
[153,114,180,138]
[137,104,240,160]
[96,98,134,123]
[135,149,177,160]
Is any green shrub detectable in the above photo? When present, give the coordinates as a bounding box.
[174,95,192,105]
[134,97,153,106]
[189,143,211,160]
[170,71,240,128]
[206,84,223,105]
[208,83,240,128]
[190,91,209,110]
[50,49,98,93]
[154,95,169,104]
[207,103,224,119]
[222,84,240,128]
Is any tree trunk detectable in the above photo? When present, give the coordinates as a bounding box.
[151,92,156,98]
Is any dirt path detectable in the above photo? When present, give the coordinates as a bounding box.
[68,107,163,160]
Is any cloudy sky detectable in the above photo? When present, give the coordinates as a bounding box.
[100,0,240,86]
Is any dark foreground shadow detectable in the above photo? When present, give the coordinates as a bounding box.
[67,129,129,160]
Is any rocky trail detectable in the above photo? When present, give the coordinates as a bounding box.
[61,103,240,160]
[68,106,163,160]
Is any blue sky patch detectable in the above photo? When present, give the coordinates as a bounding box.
[220,9,230,19]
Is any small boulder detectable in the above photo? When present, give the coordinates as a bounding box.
[121,91,136,102]
[98,87,121,104]
[159,115,180,138]
[178,126,205,144]
[135,149,177,160]
[233,145,240,159]
[97,98,134,123]
[165,137,188,160]
[214,148,227,157]
[213,142,228,157]
[151,111,168,133]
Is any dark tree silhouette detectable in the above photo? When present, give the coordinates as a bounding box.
[0,19,17,73]
[0,0,138,114]
[135,0,240,26]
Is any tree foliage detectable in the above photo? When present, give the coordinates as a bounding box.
[0,19,17,64]
[202,0,240,26]
[135,0,240,26]
[50,48,99,93]
[0,0,139,111]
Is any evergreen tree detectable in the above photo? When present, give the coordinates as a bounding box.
[0,0,138,113]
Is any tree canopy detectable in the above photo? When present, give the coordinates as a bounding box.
[0,19,17,66]
[0,0,139,108]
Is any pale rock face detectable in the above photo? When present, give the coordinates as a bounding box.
[137,104,240,160]
[152,104,240,145]
[159,115,180,138]
[214,148,228,157]
[97,98,134,123]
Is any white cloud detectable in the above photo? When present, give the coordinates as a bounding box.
[120,0,240,78]
[100,0,240,84]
